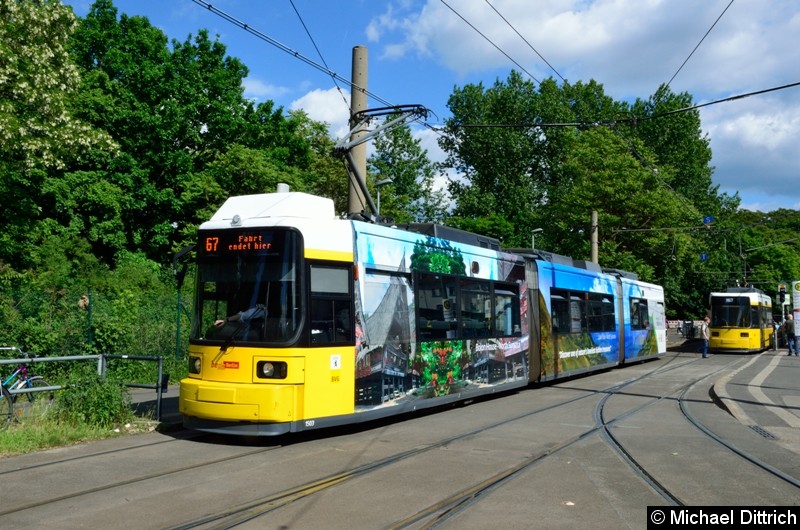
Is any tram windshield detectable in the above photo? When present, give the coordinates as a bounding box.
[190,228,302,344]
[710,295,758,328]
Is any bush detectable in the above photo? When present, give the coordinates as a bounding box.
[53,367,134,429]
[0,248,192,386]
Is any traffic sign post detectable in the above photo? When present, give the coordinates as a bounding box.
[779,283,788,323]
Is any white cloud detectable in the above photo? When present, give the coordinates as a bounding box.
[243,78,290,101]
[413,125,451,194]
[367,0,800,212]
[289,88,352,140]
[703,95,800,211]
[413,125,444,162]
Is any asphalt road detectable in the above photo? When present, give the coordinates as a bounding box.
[1,331,797,529]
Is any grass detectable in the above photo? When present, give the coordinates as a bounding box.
[0,354,187,458]
[0,401,165,458]
[0,417,126,457]
[0,370,160,458]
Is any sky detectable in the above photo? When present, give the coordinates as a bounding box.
[64,0,800,213]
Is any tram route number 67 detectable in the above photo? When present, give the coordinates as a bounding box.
[205,237,219,252]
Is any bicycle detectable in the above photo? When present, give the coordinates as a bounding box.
[1,348,54,430]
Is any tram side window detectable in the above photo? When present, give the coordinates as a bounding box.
[414,273,519,340]
[655,302,666,330]
[630,298,649,330]
[750,305,760,328]
[416,273,458,340]
[460,279,491,338]
[761,304,770,329]
[551,289,570,333]
[494,283,521,336]
[363,271,413,343]
[309,264,353,345]
[587,293,615,332]
[570,294,586,333]
[605,296,617,331]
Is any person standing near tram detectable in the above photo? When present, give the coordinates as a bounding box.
[700,316,710,358]
[784,313,798,356]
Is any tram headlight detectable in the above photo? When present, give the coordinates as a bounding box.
[261,362,275,377]
[189,355,201,374]
[256,360,287,379]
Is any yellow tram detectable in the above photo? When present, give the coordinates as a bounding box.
[708,287,773,353]
[179,190,666,436]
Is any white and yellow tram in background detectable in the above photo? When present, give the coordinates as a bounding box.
[179,190,666,436]
[708,287,773,353]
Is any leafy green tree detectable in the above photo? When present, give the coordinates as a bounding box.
[0,0,116,169]
[439,73,546,243]
[439,74,631,247]
[728,209,800,303]
[368,115,448,223]
[0,0,116,266]
[628,85,722,208]
[546,127,709,315]
[289,110,350,214]
[66,1,318,263]
[69,3,235,259]
[438,71,741,316]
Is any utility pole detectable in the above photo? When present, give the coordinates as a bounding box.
[348,46,368,216]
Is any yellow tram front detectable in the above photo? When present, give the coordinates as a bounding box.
[179,192,357,435]
[708,287,773,354]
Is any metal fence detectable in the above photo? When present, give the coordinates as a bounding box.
[0,347,168,420]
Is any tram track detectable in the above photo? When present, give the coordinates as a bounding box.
[0,354,691,522]
[6,352,791,529]
[383,355,719,529]
[0,442,283,517]
[597,356,800,507]
[678,377,800,490]
[0,384,599,522]
[0,430,207,477]
[163,354,700,529]
[387,354,800,529]
[594,358,745,507]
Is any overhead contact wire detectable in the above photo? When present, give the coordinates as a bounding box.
[665,0,736,89]
[288,0,350,111]
[484,0,565,82]
[439,0,540,84]
[192,0,395,108]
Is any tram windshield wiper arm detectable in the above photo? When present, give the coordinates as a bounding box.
[220,322,245,352]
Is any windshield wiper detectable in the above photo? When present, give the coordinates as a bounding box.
[220,321,245,352]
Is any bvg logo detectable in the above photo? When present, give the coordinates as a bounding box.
[211,361,240,370]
